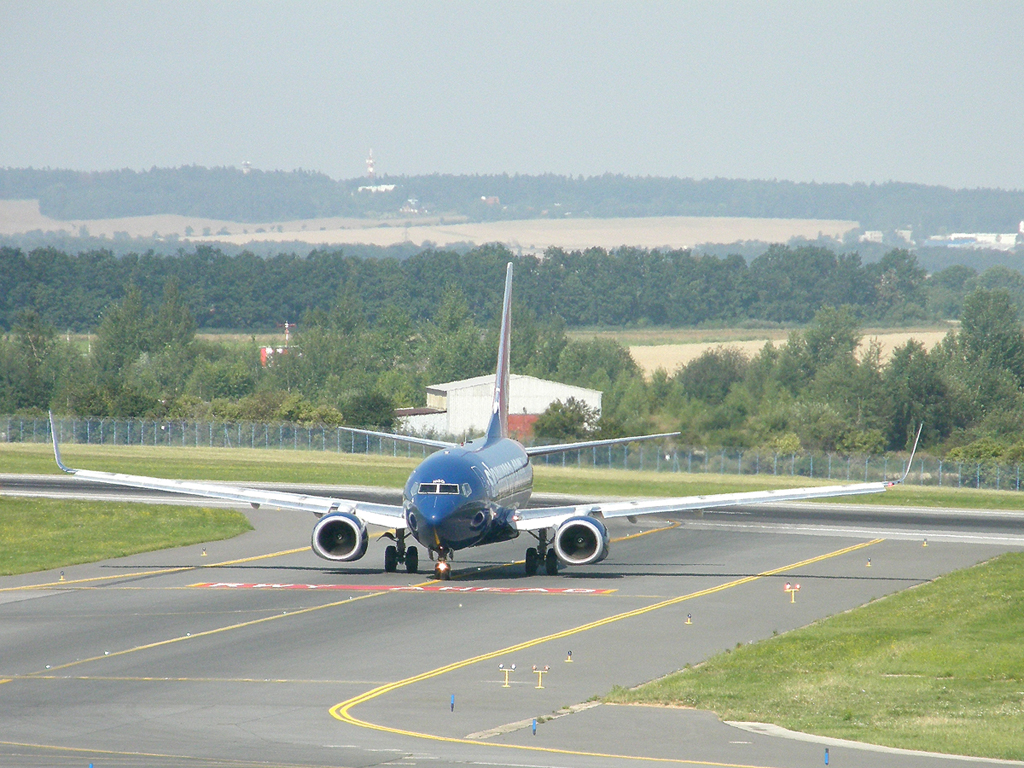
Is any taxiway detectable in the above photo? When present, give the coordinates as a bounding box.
[1,477,1022,767]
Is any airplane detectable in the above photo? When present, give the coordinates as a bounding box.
[48,263,922,581]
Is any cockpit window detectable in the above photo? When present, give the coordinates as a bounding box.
[418,482,460,495]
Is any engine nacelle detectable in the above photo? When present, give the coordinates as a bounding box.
[311,512,368,562]
[553,516,609,566]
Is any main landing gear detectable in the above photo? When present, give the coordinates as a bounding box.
[524,530,558,576]
[383,530,419,574]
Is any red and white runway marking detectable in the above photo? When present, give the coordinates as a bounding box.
[190,581,615,594]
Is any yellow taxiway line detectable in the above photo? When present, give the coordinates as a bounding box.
[0,547,308,592]
[330,538,885,768]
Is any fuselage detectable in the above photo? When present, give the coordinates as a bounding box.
[402,436,533,553]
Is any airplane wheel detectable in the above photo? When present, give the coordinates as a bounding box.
[434,563,451,580]
[525,547,539,576]
[545,549,558,575]
[384,545,398,572]
[406,546,419,574]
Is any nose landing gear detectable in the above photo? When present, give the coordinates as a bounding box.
[431,547,452,580]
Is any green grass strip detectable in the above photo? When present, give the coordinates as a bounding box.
[0,497,252,576]
[608,552,1024,760]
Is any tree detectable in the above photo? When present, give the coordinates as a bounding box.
[676,347,748,405]
[345,391,395,429]
[870,249,927,322]
[883,341,953,450]
[533,397,598,441]
[153,277,196,348]
[958,288,1024,385]
[93,285,151,380]
[802,305,861,371]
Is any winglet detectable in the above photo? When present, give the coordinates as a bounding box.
[485,262,514,443]
[894,423,924,485]
[48,410,74,474]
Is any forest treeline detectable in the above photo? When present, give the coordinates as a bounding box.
[4,243,1024,333]
[5,248,1024,461]
[3,166,1024,235]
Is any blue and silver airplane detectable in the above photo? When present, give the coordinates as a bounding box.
[49,263,920,580]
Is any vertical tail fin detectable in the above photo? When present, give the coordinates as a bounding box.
[485,262,514,442]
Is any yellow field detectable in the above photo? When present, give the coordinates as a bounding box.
[568,326,953,377]
[0,199,857,252]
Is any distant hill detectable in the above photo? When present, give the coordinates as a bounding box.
[1,166,1022,238]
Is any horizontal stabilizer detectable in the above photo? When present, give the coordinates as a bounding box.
[339,426,456,451]
[525,431,680,458]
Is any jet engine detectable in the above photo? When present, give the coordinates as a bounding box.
[553,516,609,566]
[311,512,368,562]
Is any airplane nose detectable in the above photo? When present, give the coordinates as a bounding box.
[407,499,488,550]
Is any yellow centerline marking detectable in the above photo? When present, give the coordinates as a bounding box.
[0,739,330,768]
[0,547,307,592]
[6,674,382,684]
[330,538,884,768]
[28,589,388,675]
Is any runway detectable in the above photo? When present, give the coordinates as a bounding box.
[1,475,1022,767]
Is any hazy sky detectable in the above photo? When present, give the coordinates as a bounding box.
[2,2,1022,189]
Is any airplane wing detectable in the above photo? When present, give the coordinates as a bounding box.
[512,479,893,531]
[48,413,406,529]
[515,424,924,532]
[525,431,681,457]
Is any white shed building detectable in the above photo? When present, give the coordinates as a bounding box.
[397,374,602,440]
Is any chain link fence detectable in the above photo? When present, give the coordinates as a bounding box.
[5,415,1022,492]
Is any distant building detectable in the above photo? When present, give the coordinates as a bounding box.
[397,374,602,441]
[859,230,884,244]
[924,222,1024,251]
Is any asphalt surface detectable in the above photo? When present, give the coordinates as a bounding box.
[1,474,1023,767]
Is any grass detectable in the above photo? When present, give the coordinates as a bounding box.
[4,442,1024,511]
[607,552,1024,760]
[0,496,252,576]
[0,442,419,487]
